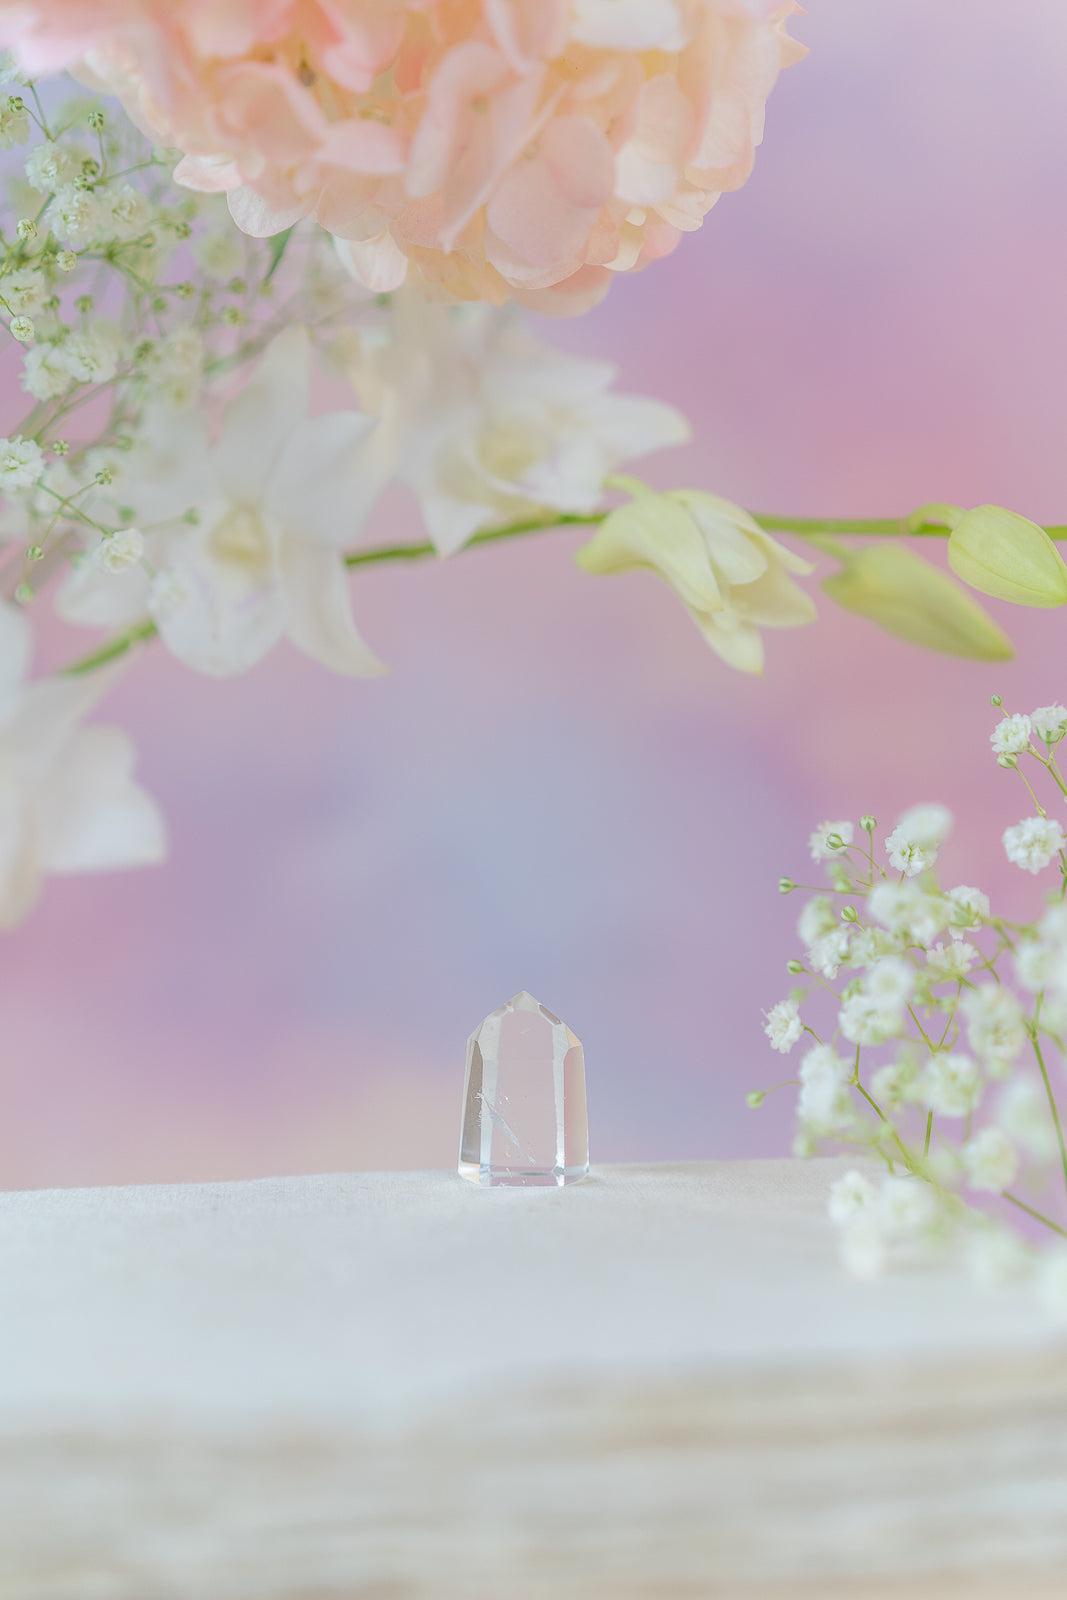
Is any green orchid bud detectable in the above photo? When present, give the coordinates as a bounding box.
[823,542,1013,660]
[947,505,1067,608]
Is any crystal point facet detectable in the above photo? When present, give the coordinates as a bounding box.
[458,991,588,1187]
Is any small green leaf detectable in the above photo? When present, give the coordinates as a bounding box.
[265,225,295,282]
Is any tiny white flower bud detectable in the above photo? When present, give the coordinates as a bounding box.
[8,314,33,344]
[55,250,77,273]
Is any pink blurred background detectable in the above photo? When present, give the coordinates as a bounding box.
[5,0,1067,1188]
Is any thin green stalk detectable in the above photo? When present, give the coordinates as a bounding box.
[1031,1029,1067,1209]
[62,619,157,675]
[1003,1190,1067,1240]
[343,511,603,569]
[750,513,1067,541]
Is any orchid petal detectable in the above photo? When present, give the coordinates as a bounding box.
[36,724,167,873]
[280,538,385,676]
[216,325,311,506]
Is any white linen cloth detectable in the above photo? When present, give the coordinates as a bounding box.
[1,1158,1065,1596]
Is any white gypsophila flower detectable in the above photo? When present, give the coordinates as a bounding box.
[962,1127,1019,1193]
[808,819,853,864]
[140,327,203,409]
[961,985,1026,1071]
[24,140,83,193]
[58,325,385,678]
[877,1175,939,1241]
[796,1044,852,1132]
[884,803,953,877]
[924,939,978,984]
[1014,938,1062,994]
[828,1169,878,1226]
[947,884,990,929]
[55,249,77,273]
[1003,816,1065,875]
[1036,1251,1067,1320]
[838,991,901,1046]
[1040,991,1067,1037]
[0,602,165,924]
[865,955,915,1010]
[807,926,850,979]
[0,51,26,86]
[1040,903,1067,941]
[51,185,103,249]
[997,1078,1059,1162]
[100,183,151,243]
[61,323,125,385]
[868,880,949,946]
[351,293,690,557]
[921,1052,980,1117]
[846,924,902,968]
[1,267,46,317]
[21,341,73,400]
[990,713,1032,756]
[194,228,244,280]
[764,996,803,1053]
[0,434,42,490]
[1031,704,1067,744]
[8,314,33,344]
[0,99,28,148]
[91,528,144,574]
[839,1216,887,1280]
[797,895,837,947]
[870,1056,919,1110]
[966,1228,1032,1290]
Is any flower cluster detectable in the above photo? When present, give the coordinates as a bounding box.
[0,0,804,315]
[756,697,1067,1316]
[0,79,690,920]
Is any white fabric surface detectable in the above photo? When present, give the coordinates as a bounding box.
[1,1158,1066,1596]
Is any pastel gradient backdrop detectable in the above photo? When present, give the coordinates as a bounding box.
[6,0,1067,1188]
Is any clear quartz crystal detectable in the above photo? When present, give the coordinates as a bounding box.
[458,991,588,1187]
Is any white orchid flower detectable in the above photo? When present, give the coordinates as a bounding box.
[0,603,165,926]
[351,294,690,557]
[59,325,385,678]
[576,486,816,673]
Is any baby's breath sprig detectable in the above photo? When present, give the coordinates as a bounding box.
[757,701,1067,1314]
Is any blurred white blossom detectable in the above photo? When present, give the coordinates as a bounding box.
[352,295,689,558]
[0,603,165,924]
[1003,815,1065,874]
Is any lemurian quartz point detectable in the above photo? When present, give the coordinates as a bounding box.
[458,991,589,1187]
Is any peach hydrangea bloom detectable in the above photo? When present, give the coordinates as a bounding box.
[0,0,804,313]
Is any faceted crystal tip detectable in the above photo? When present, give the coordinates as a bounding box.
[458,992,588,1188]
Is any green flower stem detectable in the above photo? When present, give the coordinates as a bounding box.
[62,619,158,676]
[753,513,1067,540]
[1002,1190,1067,1240]
[51,503,1067,679]
[342,511,603,570]
[1031,1028,1067,1210]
